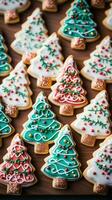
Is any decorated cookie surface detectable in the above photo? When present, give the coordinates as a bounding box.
[81,36,112,91]
[0,33,12,76]
[28,33,64,88]
[0,61,32,117]
[83,135,112,194]
[0,134,37,195]
[41,125,82,189]
[71,90,111,146]
[49,55,88,116]
[22,91,62,154]
[11,8,48,63]
[58,0,99,50]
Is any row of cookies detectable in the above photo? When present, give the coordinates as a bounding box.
[0,91,111,195]
[0,0,112,46]
[1,29,112,114]
[0,0,112,23]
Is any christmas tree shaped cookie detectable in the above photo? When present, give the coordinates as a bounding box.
[103,3,112,31]
[41,125,82,189]
[0,61,32,118]
[91,0,112,8]
[71,90,111,147]
[58,0,100,50]
[83,135,112,194]
[81,36,112,91]
[0,0,31,24]
[0,102,14,148]
[11,8,48,65]
[21,91,62,154]
[37,0,67,12]
[0,33,12,76]
[49,55,88,116]
[0,134,37,195]
[28,33,64,89]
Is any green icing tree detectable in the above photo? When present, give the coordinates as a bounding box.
[0,33,12,76]
[0,103,14,147]
[22,91,62,154]
[59,0,99,49]
[41,125,81,189]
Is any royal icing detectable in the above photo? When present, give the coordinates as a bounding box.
[0,0,29,11]
[0,134,36,185]
[82,36,112,81]
[51,55,87,105]
[0,61,32,108]
[86,136,112,186]
[0,33,12,76]
[28,33,63,79]
[72,90,111,137]
[103,3,112,30]
[41,125,81,180]
[22,91,61,144]
[59,0,98,39]
[11,8,48,55]
[0,103,13,137]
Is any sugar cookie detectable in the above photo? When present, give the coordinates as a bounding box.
[11,8,48,65]
[0,134,37,195]
[58,0,100,50]
[81,36,112,91]
[49,55,88,116]
[28,32,64,89]
[71,90,111,147]
[21,91,62,154]
[83,135,112,194]
[41,125,82,189]
[0,102,14,148]
[0,0,31,24]
[0,61,32,118]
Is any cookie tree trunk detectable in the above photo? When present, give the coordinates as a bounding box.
[81,134,96,147]
[5,105,18,118]
[34,143,49,154]
[52,178,67,189]
[5,10,19,24]
[7,182,21,195]
[60,104,74,116]
[93,183,108,194]
[91,79,106,91]
[37,77,52,88]
[42,0,57,12]
[91,0,105,8]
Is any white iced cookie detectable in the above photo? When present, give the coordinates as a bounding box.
[83,135,112,195]
[71,90,111,147]
[28,32,64,89]
[0,61,32,118]
[81,36,112,91]
[0,0,31,24]
[11,8,48,65]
